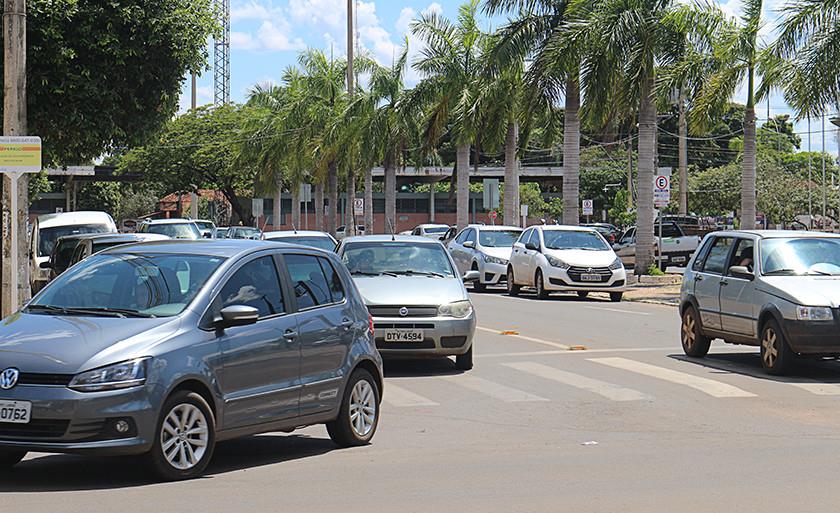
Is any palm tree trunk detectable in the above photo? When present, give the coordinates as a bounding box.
[635,73,656,275]
[742,100,757,228]
[364,166,373,233]
[315,182,325,231]
[346,168,356,235]
[563,75,581,225]
[456,143,470,230]
[291,182,301,229]
[273,174,283,229]
[327,161,338,236]
[503,121,520,226]
[384,150,397,234]
[678,90,688,215]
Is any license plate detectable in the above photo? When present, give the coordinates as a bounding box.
[384,329,424,342]
[580,274,602,282]
[672,256,686,263]
[0,400,31,424]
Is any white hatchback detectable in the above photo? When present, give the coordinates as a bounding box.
[507,225,627,301]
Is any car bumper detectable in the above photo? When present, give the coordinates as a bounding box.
[0,384,159,456]
[660,251,694,267]
[542,267,627,292]
[373,314,476,357]
[480,262,508,285]
[783,319,840,355]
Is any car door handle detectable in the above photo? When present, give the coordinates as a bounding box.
[695,275,704,282]
[340,318,353,331]
[283,329,298,341]
[720,281,728,287]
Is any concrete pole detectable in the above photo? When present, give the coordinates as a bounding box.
[273,174,282,229]
[2,0,29,315]
[189,72,199,219]
[346,0,354,97]
[429,185,435,223]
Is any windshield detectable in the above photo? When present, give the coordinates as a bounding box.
[761,238,840,276]
[479,230,522,248]
[342,241,455,277]
[543,230,610,251]
[231,227,261,239]
[39,224,111,257]
[424,226,448,234]
[30,253,225,317]
[268,236,336,251]
[146,223,201,240]
[194,221,215,230]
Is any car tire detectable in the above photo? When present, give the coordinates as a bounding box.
[471,264,485,292]
[535,270,549,299]
[0,449,26,469]
[577,291,589,299]
[327,369,380,447]
[610,292,623,302]
[456,345,474,371]
[507,267,520,296]
[681,306,711,357]
[760,318,794,375]
[146,390,216,481]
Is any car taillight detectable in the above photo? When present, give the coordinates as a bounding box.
[368,313,374,336]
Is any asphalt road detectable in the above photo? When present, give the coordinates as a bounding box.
[6,289,840,512]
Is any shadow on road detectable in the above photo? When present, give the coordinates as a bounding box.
[469,287,614,303]
[383,357,464,378]
[0,433,336,492]
[671,352,840,383]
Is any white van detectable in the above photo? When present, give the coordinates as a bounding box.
[30,211,117,292]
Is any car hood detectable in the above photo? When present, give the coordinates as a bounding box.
[479,246,513,261]
[760,276,840,308]
[352,276,467,306]
[543,248,617,267]
[0,313,182,374]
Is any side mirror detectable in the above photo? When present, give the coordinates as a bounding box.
[463,270,480,282]
[524,242,539,251]
[728,265,754,281]
[203,232,213,239]
[217,305,259,329]
[39,261,52,269]
[463,240,475,249]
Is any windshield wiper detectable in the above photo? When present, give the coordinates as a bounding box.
[25,304,70,315]
[25,305,154,318]
[764,269,799,276]
[389,270,446,278]
[351,270,399,277]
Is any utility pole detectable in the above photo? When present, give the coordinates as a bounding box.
[2,0,29,316]
[190,72,199,219]
[346,0,355,235]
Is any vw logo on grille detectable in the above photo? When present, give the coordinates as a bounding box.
[399,307,409,317]
[0,368,19,390]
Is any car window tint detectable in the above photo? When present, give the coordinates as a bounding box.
[285,254,332,309]
[518,229,531,244]
[219,256,285,317]
[692,237,714,271]
[702,237,734,274]
[455,229,468,244]
[661,224,682,238]
[318,258,345,303]
[529,230,541,247]
[728,238,755,273]
[465,229,476,243]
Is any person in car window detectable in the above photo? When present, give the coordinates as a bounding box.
[738,246,754,272]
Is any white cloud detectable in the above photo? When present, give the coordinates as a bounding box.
[288,0,345,31]
[231,31,259,50]
[231,0,284,21]
[257,20,306,51]
[425,2,443,16]
[395,7,415,33]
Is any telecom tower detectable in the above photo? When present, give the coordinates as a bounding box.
[214,0,230,105]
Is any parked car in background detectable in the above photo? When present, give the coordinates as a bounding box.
[448,225,523,291]
[192,220,216,238]
[336,225,367,240]
[30,211,117,293]
[44,233,105,281]
[508,225,626,301]
[0,240,383,479]
[680,231,840,375]
[213,227,231,239]
[440,226,458,245]
[582,223,620,244]
[411,224,451,239]
[227,226,263,240]
[613,221,701,269]
[137,219,202,240]
[68,233,170,267]
[264,230,338,251]
[337,235,477,370]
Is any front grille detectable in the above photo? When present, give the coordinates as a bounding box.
[441,336,467,348]
[375,339,436,350]
[0,419,69,439]
[374,323,435,330]
[567,266,612,283]
[18,373,74,386]
[368,306,438,318]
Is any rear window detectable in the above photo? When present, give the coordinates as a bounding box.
[424,226,448,233]
[39,224,112,257]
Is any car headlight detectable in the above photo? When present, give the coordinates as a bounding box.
[796,306,833,322]
[546,255,570,269]
[68,357,149,392]
[438,300,473,318]
[609,257,624,271]
[485,255,507,265]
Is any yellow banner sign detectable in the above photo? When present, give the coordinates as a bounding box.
[0,136,41,173]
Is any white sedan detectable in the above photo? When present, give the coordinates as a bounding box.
[411,224,451,239]
[507,225,627,301]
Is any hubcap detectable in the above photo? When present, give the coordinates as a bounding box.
[349,380,376,438]
[161,403,209,470]
[762,329,779,367]
[682,313,696,349]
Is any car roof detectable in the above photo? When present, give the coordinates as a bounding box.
[38,211,115,229]
[469,224,522,231]
[86,233,170,243]
[264,230,334,238]
[104,239,317,258]
[142,218,198,225]
[711,230,840,239]
[532,224,597,232]
[342,234,441,244]
[416,224,449,228]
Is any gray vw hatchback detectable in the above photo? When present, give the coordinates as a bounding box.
[0,240,382,480]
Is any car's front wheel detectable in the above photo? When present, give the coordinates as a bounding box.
[610,292,624,302]
[471,264,485,292]
[681,306,711,357]
[507,267,520,296]
[760,319,794,375]
[577,291,589,299]
[535,270,549,299]
[146,391,216,481]
[0,449,26,469]
[327,369,380,447]
[456,345,473,371]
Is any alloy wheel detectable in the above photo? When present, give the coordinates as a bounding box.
[682,312,696,350]
[349,379,376,438]
[762,328,779,368]
[160,403,209,471]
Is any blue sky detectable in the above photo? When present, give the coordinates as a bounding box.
[178,0,839,155]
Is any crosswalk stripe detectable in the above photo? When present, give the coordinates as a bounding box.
[786,383,840,395]
[589,357,757,398]
[382,383,439,407]
[443,374,549,402]
[504,362,649,402]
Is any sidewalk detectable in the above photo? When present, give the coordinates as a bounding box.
[624,274,682,306]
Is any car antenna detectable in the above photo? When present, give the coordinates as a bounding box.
[292,222,298,234]
[387,218,395,241]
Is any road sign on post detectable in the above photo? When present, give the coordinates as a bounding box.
[353,198,364,216]
[654,174,671,208]
[520,204,529,226]
[489,210,497,225]
[483,178,500,210]
[299,183,312,203]
[582,199,594,216]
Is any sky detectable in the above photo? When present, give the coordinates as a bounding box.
[178,0,839,156]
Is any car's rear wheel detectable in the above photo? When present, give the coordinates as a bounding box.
[681,306,711,357]
[760,319,794,375]
[146,391,215,481]
[610,292,624,302]
[535,270,549,299]
[507,267,520,296]
[327,369,380,447]
[456,345,473,370]
[0,449,26,469]
[471,264,485,292]
[577,291,589,299]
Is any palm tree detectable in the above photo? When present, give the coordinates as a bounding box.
[412,0,485,230]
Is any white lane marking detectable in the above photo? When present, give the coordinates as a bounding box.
[584,306,651,316]
[443,374,549,402]
[476,326,571,350]
[478,347,679,358]
[787,383,840,395]
[505,362,649,401]
[382,383,439,407]
[589,357,757,398]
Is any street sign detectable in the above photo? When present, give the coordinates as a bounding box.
[582,199,594,216]
[0,136,41,173]
[252,198,264,218]
[299,183,312,203]
[483,179,500,209]
[654,174,671,208]
[520,204,529,217]
[489,211,497,220]
[353,198,364,216]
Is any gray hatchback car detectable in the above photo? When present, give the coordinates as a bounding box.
[0,240,383,479]
[680,230,840,374]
